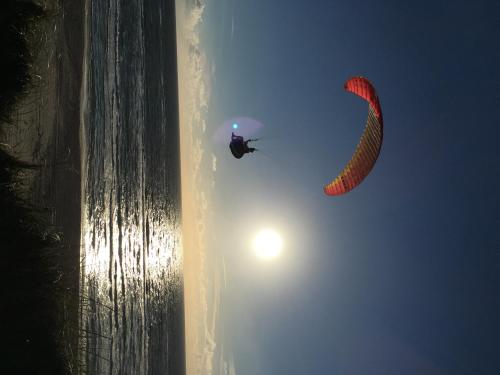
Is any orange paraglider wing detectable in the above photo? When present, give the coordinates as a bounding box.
[324,77,383,196]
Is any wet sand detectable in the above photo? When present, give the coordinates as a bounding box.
[3,0,86,369]
[7,0,85,258]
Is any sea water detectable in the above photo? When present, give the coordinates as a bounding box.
[79,0,184,373]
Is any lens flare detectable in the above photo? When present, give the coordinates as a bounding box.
[213,117,264,144]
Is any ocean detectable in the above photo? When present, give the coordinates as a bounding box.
[79,0,185,374]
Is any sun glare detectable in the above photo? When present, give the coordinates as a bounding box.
[253,229,283,260]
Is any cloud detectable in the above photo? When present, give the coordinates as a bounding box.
[212,154,217,172]
[177,1,229,374]
[230,15,235,44]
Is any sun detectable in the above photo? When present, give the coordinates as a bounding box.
[253,229,283,260]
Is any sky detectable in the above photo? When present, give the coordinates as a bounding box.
[179,0,500,374]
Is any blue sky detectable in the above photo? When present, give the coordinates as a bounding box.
[195,0,500,373]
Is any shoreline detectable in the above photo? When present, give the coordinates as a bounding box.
[53,0,86,370]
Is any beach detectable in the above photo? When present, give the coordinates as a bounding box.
[0,0,85,372]
[5,0,85,278]
[2,1,188,373]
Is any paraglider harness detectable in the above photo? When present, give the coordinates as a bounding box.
[229,132,257,159]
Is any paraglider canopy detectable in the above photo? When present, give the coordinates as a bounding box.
[229,133,256,159]
[324,76,384,196]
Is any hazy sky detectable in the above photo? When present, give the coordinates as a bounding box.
[191,0,500,374]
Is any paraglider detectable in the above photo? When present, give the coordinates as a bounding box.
[229,132,258,159]
[225,77,382,195]
[324,76,384,196]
